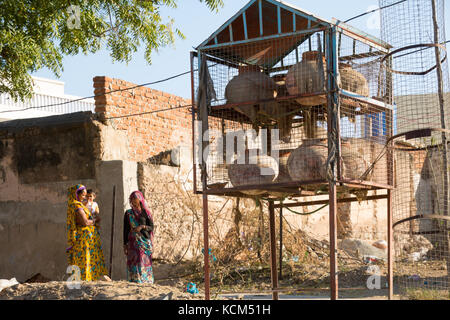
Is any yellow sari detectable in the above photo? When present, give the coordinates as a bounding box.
[66,184,107,281]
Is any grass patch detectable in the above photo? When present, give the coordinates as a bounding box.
[405,288,450,300]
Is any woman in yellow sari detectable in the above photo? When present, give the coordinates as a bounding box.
[66,184,108,281]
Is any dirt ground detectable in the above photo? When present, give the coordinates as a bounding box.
[0,279,204,300]
[1,232,448,300]
[1,258,447,300]
[0,278,391,300]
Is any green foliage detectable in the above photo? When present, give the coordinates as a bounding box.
[0,0,224,101]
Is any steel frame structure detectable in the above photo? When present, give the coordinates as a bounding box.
[191,0,395,300]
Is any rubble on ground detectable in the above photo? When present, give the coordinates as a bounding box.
[338,239,387,261]
[0,280,204,300]
[395,234,434,262]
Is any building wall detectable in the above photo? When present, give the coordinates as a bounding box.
[0,75,197,282]
[93,76,192,162]
[0,114,142,281]
[0,75,430,282]
[0,76,95,121]
[0,114,99,282]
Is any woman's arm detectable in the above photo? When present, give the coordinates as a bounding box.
[75,208,95,227]
[145,215,154,232]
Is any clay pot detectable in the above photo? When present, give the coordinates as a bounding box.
[287,139,329,181]
[287,139,372,182]
[228,151,279,196]
[285,51,370,106]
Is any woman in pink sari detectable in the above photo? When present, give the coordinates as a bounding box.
[123,191,154,283]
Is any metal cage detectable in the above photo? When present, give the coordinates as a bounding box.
[190,0,396,300]
[192,1,394,198]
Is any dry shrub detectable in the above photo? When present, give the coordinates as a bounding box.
[137,162,323,285]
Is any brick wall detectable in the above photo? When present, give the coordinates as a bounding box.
[93,76,192,161]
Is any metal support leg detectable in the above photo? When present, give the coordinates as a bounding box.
[279,206,283,280]
[326,26,340,301]
[329,183,338,300]
[203,193,210,300]
[268,201,279,300]
[387,190,394,299]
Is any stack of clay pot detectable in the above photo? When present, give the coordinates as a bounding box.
[225,65,293,142]
[286,139,371,182]
[285,51,370,104]
[285,51,370,127]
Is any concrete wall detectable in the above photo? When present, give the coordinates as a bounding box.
[0,113,141,281]
[0,113,99,282]
[95,160,138,281]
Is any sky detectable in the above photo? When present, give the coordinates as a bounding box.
[32,0,450,100]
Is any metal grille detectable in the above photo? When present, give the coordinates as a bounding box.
[380,0,450,299]
[192,28,393,198]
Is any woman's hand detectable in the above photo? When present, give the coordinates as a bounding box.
[123,245,128,256]
[76,209,95,227]
[133,225,146,233]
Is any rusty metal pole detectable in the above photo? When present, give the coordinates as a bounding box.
[329,184,338,300]
[386,50,395,300]
[387,189,394,299]
[202,193,210,300]
[190,51,198,194]
[326,26,340,301]
[198,52,211,300]
[279,206,283,280]
[431,0,450,286]
[268,201,279,300]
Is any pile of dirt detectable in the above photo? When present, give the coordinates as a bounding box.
[0,280,204,300]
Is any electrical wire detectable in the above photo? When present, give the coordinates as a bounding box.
[0,69,193,114]
[344,0,408,24]
[103,104,192,120]
[0,0,444,120]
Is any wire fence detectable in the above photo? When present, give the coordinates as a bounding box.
[193,28,392,198]
[380,0,450,299]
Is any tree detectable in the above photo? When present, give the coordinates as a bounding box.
[0,0,223,101]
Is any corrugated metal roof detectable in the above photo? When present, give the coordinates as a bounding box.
[196,0,391,68]
[197,0,331,50]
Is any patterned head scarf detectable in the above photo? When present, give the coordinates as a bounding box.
[68,184,87,203]
[129,190,154,241]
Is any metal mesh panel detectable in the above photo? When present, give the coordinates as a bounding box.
[392,142,450,299]
[380,0,450,140]
[380,0,450,298]
[192,28,393,198]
